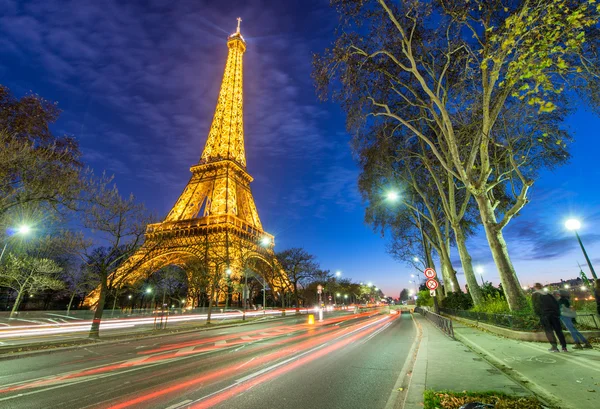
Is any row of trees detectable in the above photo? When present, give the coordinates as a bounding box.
[315,0,600,310]
[276,247,384,306]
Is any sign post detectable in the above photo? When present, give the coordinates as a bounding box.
[422,268,440,313]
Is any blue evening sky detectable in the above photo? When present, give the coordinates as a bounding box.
[1,0,599,297]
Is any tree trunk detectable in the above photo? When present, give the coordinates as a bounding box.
[9,288,24,319]
[89,274,107,339]
[206,285,216,324]
[440,257,460,295]
[67,290,77,315]
[474,194,526,310]
[453,224,484,306]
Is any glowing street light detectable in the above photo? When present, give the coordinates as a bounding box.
[565,218,597,279]
[17,225,31,235]
[476,266,484,286]
[0,224,33,263]
[386,191,400,201]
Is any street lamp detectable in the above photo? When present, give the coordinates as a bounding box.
[565,218,597,279]
[0,224,32,263]
[386,191,400,201]
[476,266,485,286]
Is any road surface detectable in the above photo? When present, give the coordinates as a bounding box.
[0,310,416,409]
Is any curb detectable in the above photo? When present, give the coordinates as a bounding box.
[399,313,426,409]
[454,331,570,409]
[384,312,421,409]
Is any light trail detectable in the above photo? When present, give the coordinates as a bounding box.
[0,309,311,339]
[0,307,376,340]
[105,314,396,409]
[0,313,375,396]
[189,315,397,409]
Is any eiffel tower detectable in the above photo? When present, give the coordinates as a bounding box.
[86,19,288,308]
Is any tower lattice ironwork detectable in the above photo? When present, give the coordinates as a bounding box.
[86,19,288,308]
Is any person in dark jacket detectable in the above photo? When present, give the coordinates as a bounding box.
[557,290,592,349]
[532,283,567,352]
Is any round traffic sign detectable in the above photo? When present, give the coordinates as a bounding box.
[426,279,438,290]
[424,268,436,279]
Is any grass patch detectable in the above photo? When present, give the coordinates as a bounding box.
[423,390,545,409]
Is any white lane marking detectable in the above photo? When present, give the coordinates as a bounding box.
[236,357,256,370]
[241,336,252,340]
[214,340,227,346]
[121,356,152,366]
[164,399,192,409]
[175,346,197,356]
[360,321,392,344]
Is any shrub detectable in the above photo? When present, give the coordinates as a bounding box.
[441,292,473,310]
[471,294,510,314]
[416,290,434,307]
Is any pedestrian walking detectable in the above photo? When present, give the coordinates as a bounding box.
[532,283,568,352]
[557,290,592,349]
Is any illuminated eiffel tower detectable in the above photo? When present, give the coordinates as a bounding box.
[87,19,287,308]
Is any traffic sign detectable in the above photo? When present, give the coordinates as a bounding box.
[424,268,436,279]
[425,279,438,290]
[429,290,436,296]
[317,284,323,294]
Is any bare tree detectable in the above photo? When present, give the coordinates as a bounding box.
[71,178,154,338]
[276,248,320,308]
[0,254,63,318]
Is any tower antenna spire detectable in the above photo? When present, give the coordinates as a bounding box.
[236,17,242,34]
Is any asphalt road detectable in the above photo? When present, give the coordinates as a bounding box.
[0,310,416,409]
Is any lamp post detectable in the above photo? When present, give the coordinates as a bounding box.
[0,225,32,263]
[565,219,597,279]
[476,266,485,286]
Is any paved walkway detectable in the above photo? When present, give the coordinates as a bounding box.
[403,314,530,408]
[454,321,600,409]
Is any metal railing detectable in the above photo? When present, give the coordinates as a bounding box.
[415,307,455,338]
[441,308,600,331]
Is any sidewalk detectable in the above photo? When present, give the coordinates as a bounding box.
[454,320,600,409]
[403,314,531,407]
